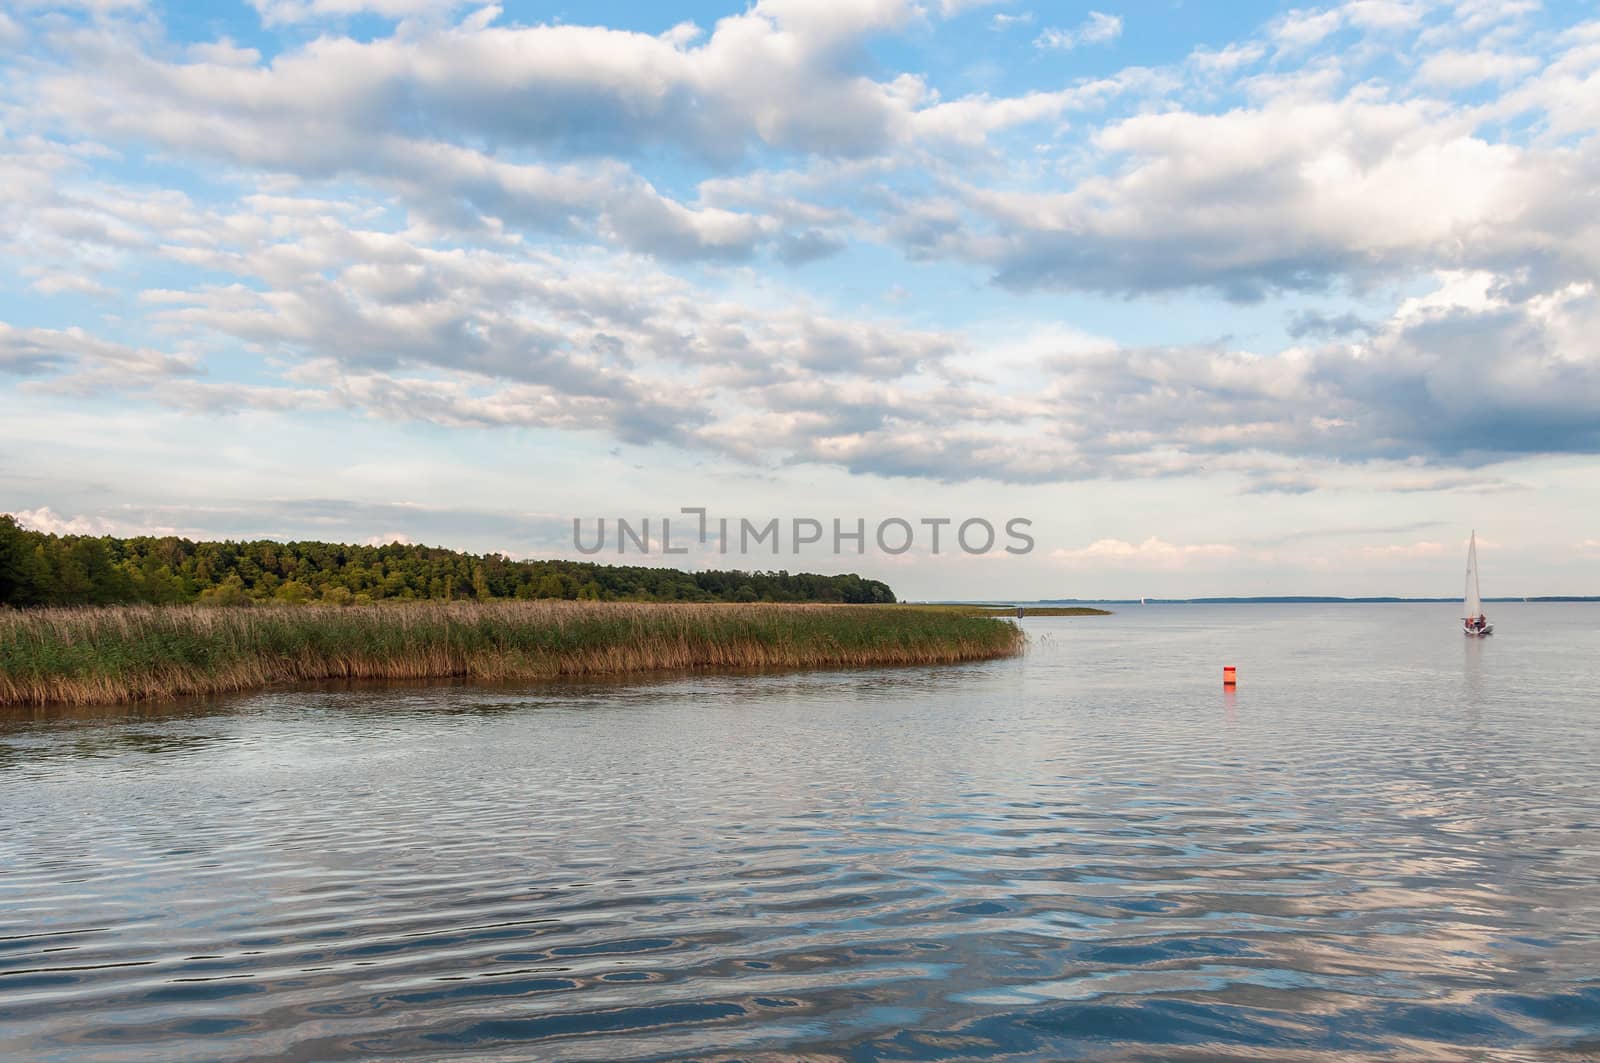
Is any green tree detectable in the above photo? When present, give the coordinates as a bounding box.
[0,513,898,608]
[0,515,38,605]
[198,576,250,607]
[275,580,314,604]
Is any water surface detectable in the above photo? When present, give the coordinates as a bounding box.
[3,603,1598,1061]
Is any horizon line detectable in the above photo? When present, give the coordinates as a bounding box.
[928,596,1600,605]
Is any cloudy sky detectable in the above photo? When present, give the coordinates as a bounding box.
[1,0,1597,599]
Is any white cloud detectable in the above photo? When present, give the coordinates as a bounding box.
[1048,537,1240,569]
[26,0,1579,300]
[3,0,1599,502]
[929,90,1598,299]
[21,1,958,260]
[1343,0,1426,32]
[1034,11,1122,51]
[1188,41,1267,74]
[21,267,112,297]
[14,507,117,535]
[1418,49,1538,87]
[1272,0,1425,50]
[1361,540,1447,558]
[1449,0,1540,34]
[9,0,145,14]
[248,0,462,25]
[12,506,188,537]
[659,20,701,47]
[0,322,199,385]
[908,66,1177,147]
[1271,8,1344,49]
[185,39,263,67]
[940,0,1010,13]
[10,167,1600,491]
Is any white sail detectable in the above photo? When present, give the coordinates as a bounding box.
[1464,531,1482,619]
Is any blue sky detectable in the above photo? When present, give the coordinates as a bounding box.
[1,0,1598,599]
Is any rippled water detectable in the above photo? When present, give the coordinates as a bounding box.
[3,603,1599,1061]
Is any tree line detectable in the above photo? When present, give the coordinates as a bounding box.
[0,515,897,607]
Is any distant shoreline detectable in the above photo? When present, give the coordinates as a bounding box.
[936,596,1600,606]
[917,604,1112,617]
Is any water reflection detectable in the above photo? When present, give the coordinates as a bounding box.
[1,604,1598,1061]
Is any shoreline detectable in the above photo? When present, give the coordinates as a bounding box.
[0,601,1026,708]
[925,605,1113,617]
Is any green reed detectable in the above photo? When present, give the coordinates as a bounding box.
[0,601,1025,706]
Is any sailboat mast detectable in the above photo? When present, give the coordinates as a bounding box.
[1464,531,1482,620]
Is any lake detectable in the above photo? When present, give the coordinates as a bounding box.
[2,603,1598,1061]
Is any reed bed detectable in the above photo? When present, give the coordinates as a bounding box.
[0,601,1025,707]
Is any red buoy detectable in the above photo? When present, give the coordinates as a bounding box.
[1223,665,1237,686]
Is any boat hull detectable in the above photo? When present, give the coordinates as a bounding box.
[1463,626,1494,637]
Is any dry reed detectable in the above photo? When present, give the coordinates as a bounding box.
[0,601,1025,707]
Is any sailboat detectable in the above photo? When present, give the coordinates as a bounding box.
[1462,531,1493,637]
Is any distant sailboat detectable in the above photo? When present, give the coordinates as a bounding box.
[1462,531,1493,637]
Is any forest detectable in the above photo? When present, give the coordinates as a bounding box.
[0,515,896,607]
